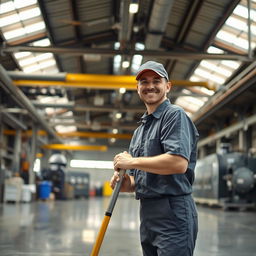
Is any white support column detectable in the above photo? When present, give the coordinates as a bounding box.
[29,124,38,185]
[12,129,22,174]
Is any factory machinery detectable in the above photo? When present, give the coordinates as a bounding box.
[193,152,256,209]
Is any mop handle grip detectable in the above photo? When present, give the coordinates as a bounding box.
[105,169,126,216]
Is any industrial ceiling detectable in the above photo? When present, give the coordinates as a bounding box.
[0,0,255,152]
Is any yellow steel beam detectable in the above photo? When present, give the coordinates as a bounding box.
[4,130,47,136]
[36,153,44,158]
[58,131,132,139]
[42,144,108,151]
[13,73,215,91]
[4,130,132,139]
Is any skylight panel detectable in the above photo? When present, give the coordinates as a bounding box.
[24,21,45,34]
[39,59,56,69]
[0,0,37,14]
[0,1,16,14]
[233,4,256,21]
[13,0,37,9]
[221,60,241,69]
[55,125,77,133]
[32,38,51,46]
[23,64,41,73]
[3,26,26,40]
[131,43,145,74]
[0,7,41,27]
[18,53,53,66]
[195,68,226,84]
[0,13,20,27]
[217,30,253,50]
[200,60,232,77]
[207,46,224,54]
[19,7,41,20]
[176,97,205,113]
[226,16,248,31]
[14,51,31,59]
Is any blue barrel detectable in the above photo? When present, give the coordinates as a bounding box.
[38,181,52,199]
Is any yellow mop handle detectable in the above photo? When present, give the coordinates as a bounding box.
[90,215,111,256]
[90,169,126,256]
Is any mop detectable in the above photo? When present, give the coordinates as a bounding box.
[90,169,126,256]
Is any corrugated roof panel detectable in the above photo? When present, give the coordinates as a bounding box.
[171,60,195,80]
[42,0,76,42]
[77,0,113,37]
[85,58,111,74]
[77,0,112,20]
[59,56,80,73]
[166,0,189,39]
[185,0,236,48]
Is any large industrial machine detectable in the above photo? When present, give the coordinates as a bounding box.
[41,154,67,200]
[66,172,90,198]
[193,152,256,209]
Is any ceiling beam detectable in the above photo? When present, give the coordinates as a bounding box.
[42,144,108,151]
[1,46,253,61]
[4,130,132,139]
[10,72,214,90]
[0,65,62,143]
[14,79,213,90]
[32,102,145,113]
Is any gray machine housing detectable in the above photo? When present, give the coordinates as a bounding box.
[193,152,256,208]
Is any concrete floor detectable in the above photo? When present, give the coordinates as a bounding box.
[0,196,256,256]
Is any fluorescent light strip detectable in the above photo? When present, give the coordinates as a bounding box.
[70,160,114,169]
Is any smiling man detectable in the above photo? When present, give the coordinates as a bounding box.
[110,61,199,256]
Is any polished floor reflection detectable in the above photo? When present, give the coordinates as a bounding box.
[0,196,255,256]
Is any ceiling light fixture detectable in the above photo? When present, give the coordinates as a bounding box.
[119,87,126,94]
[122,61,130,68]
[129,2,139,13]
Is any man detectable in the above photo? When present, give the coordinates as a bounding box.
[110,61,199,256]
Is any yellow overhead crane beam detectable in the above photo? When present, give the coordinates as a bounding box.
[13,73,215,91]
[42,144,108,151]
[4,130,132,139]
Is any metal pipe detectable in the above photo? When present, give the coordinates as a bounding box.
[247,0,252,58]
[1,112,27,130]
[1,46,253,61]
[6,71,66,81]
[0,65,62,143]
[198,114,256,148]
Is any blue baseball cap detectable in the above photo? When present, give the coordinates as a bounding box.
[136,61,169,81]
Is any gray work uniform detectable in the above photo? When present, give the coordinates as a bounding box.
[129,99,199,256]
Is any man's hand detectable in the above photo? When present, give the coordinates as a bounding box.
[110,171,135,192]
[113,151,134,171]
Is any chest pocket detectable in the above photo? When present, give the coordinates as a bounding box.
[129,144,140,157]
[144,138,163,156]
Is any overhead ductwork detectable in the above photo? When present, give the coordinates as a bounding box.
[145,0,174,51]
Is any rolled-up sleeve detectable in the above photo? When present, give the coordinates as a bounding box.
[160,109,198,161]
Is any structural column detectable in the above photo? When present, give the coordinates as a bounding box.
[0,112,4,202]
[12,129,22,174]
[29,124,38,184]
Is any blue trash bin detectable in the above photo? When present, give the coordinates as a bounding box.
[38,181,52,199]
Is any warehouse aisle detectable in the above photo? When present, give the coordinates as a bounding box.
[0,196,255,256]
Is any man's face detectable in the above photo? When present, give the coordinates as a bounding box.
[137,70,171,106]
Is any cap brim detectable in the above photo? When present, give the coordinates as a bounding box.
[136,69,164,80]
